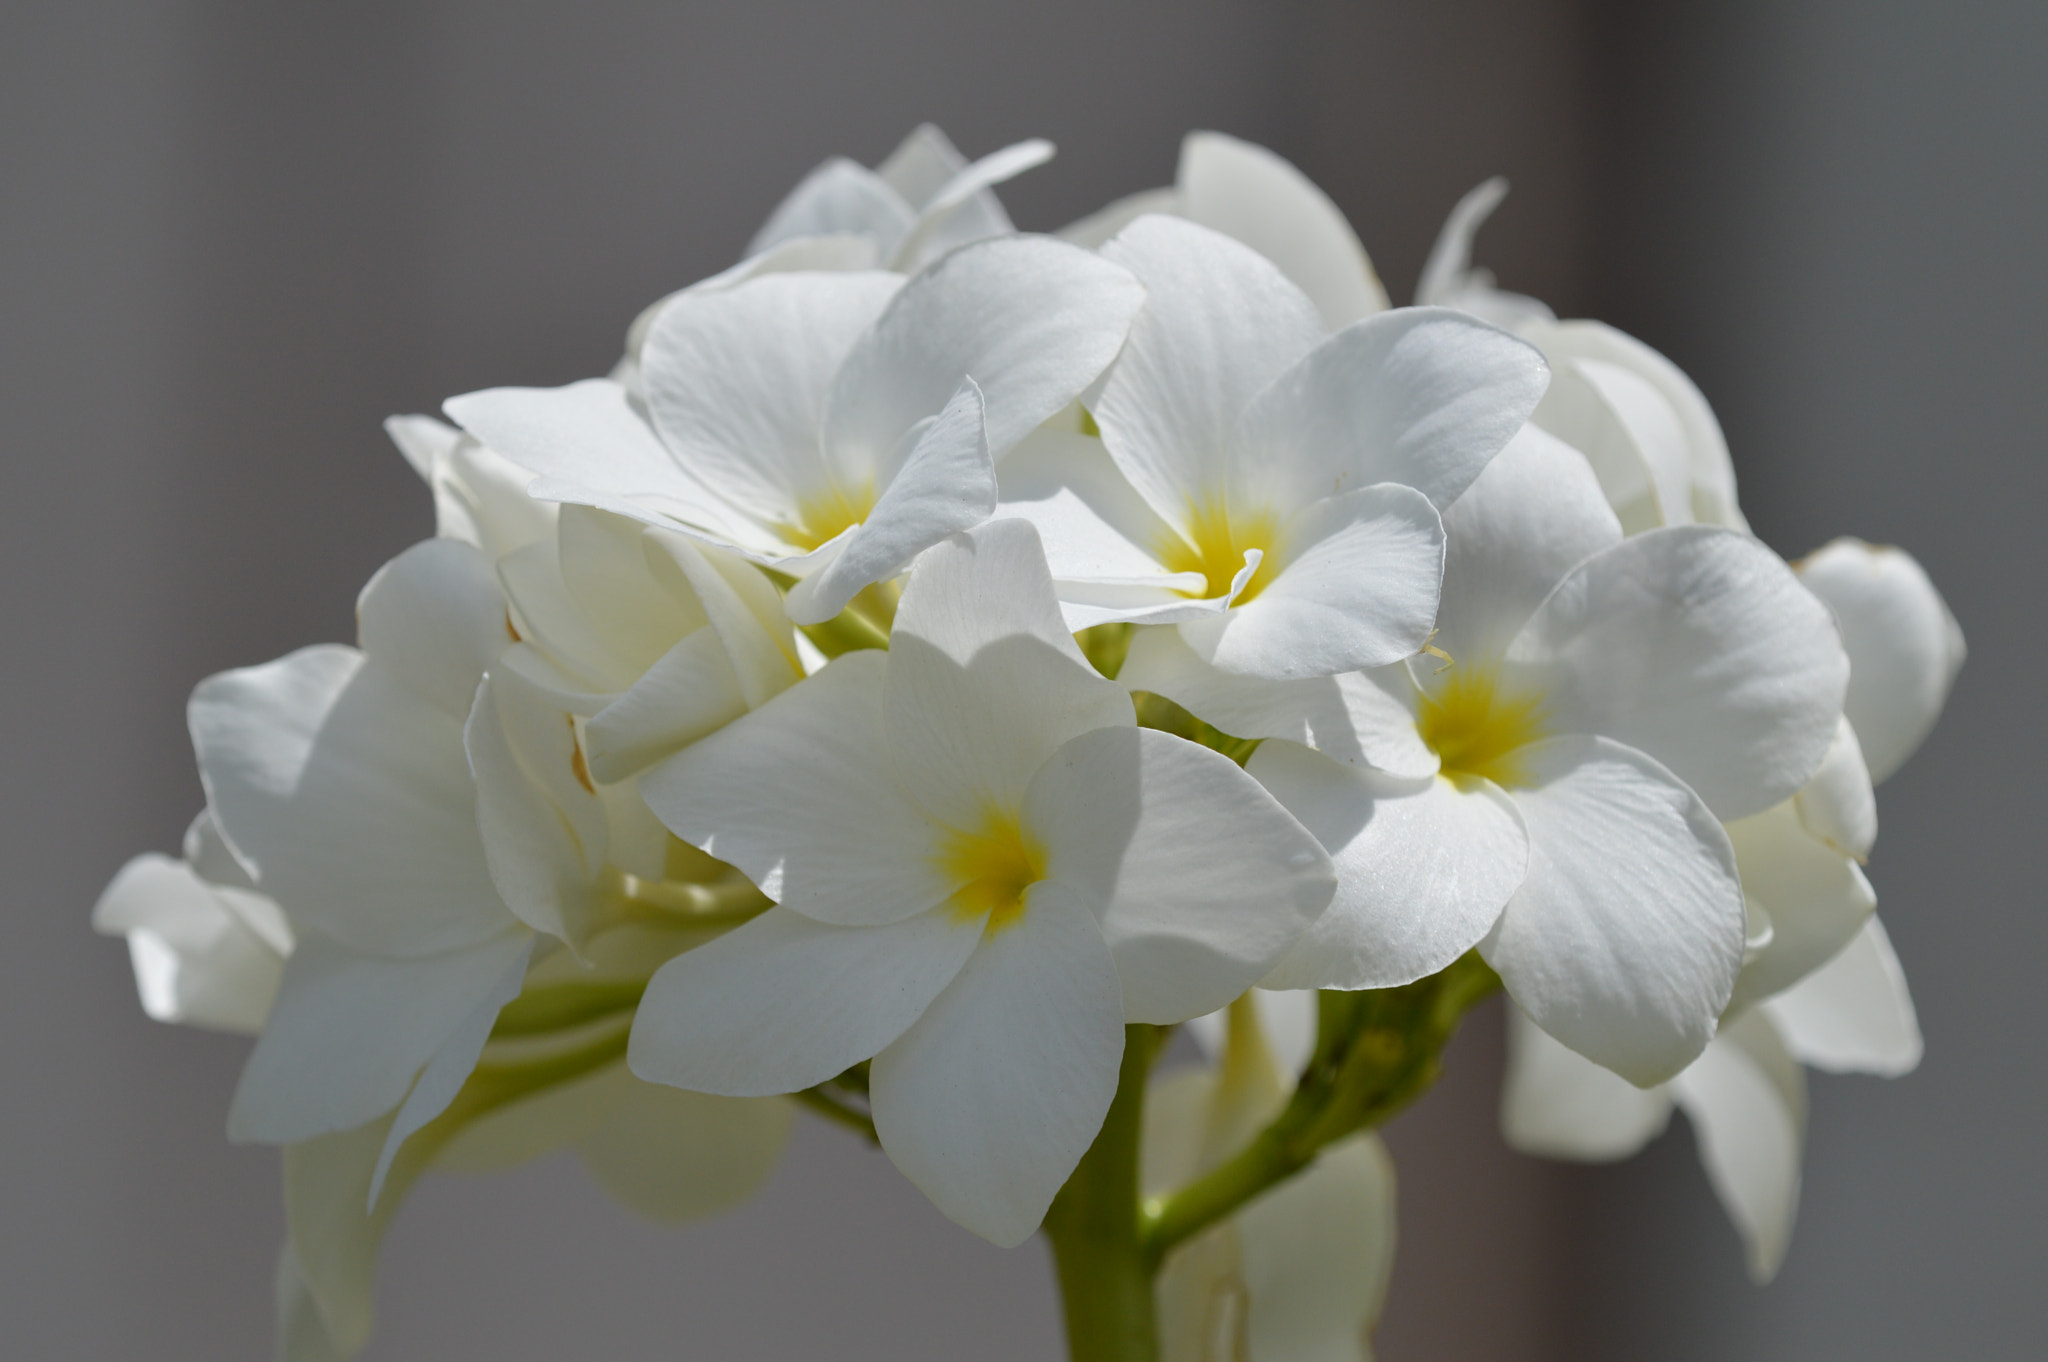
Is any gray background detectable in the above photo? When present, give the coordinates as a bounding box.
[3,2,2038,1358]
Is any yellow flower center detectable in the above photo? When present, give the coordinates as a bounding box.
[780,481,875,552]
[935,809,1049,935]
[1158,500,1281,603]
[1415,668,1548,788]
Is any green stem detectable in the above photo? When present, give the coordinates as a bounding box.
[1043,1025,1163,1362]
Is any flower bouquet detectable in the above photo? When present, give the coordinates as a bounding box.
[96,126,1962,1360]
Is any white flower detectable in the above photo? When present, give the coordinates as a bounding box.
[93,811,292,1035]
[1503,914,1920,1281]
[1064,130,1391,331]
[1127,425,1848,1082]
[1152,992,1394,1362]
[626,519,1335,1245]
[1001,213,1548,680]
[751,123,1053,274]
[445,235,1144,625]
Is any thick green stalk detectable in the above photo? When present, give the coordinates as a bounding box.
[1043,1025,1163,1362]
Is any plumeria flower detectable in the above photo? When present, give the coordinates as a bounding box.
[1001,213,1548,680]
[93,810,292,1035]
[446,235,1144,625]
[751,122,1054,274]
[1421,177,1747,534]
[1152,991,1395,1362]
[1126,425,1848,1082]
[626,519,1336,1245]
[1064,130,1391,331]
[1503,914,1921,1282]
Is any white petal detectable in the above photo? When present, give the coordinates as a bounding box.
[643,529,803,710]
[383,412,456,481]
[1432,422,1622,668]
[228,930,532,1143]
[1792,717,1877,860]
[1181,483,1443,680]
[622,235,883,371]
[1567,352,1695,528]
[628,903,980,1097]
[444,379,754,544]
[92,853,284,1034]
[1238,1133,1398,1361]
[1482,736,1745,1086]
[578,1077,794,1222]
[748,156,914,259]
[892,137,1050,268]
[1671,1009,1807,1282]
[183,810,295,952]
[368,938,532,1204]
[1096,216,1325,526]
[1501,1003,1674,1159]
[1059,186,1182,249]
[354,539,507,720]
[895,516,1102,667]
[1725,801,1877,1013]
[1416,176,1508,307]
[1237,307,1550,514]
[192,646,509,957]
[1508,526,1848,820]
[639,652,953,926]
[784,380,995,625]
[825,234,1146,466]
[1121,630,1437,777]
[1761,916,1921,1076]
[1178,130,1389,328]
[996,424,1193,589]
[1023,727,1334,1022]
[870,881,1126,1246]
[430,432,560,562]
[875,123,969,204]
[465,669,607,946]
[1796,538,1965,784]
[553,505,710,672]
[642,270,902,528]
[1250,742,1526,991]
[582,629,749,783]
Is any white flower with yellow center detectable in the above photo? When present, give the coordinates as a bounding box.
[1125,426,1848,1082]
[445,235,1144,626]
[1000,213,1549,680]
[626,519,1336,1245]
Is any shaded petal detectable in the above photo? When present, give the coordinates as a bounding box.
[893,138,1050,268]
[1671,1010,1807,1282]
[192,646,509,957]
[92,853,284,1034]
[1482,736,1745,1085]
[875,123,969,204]
[1501,1003,1673,1159]
[643,530,803,710]
[1792,717,1877,861]
[996,424,1193,591]
[1251,742,1526,990]
[582,629,749,783]
[1239,1132,1398,1361]
[1181,483,1443,680]
[555,505,710,670]
[444,379,757,546]
[639,652,953,926]
[1415,177,1555,329]
[354,539,507,720]
[785,380,995,625]
[748,156,914,259]
[427,430,560,563]
[383,412,454,481]
[1507,526,1848,821]
[622,235,883,372]
[1761,916,1921,1076]
[465,669,607,946]
[1024,727,1334,1022]
[1121,630,1436,777]
[1725,801,1876,1013]
[642,270,902,526]
[825,235,1145,466]
[281,1117,398,1359]
[1432,422,1621,668]
[1059,186,1182,249]
[1096,215,1325,526]
[228,930,532,1143]
[1796,538,1965,784]
[628,903,980,1097]
[1178,130,1389,328]
[1238,306,1549,514]
[578,1076,794,1222]
[870,881,1126,1246]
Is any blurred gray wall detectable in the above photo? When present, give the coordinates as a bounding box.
[3,2,2039,1359]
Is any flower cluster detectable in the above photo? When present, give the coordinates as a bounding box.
[96,126,1959,1361]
